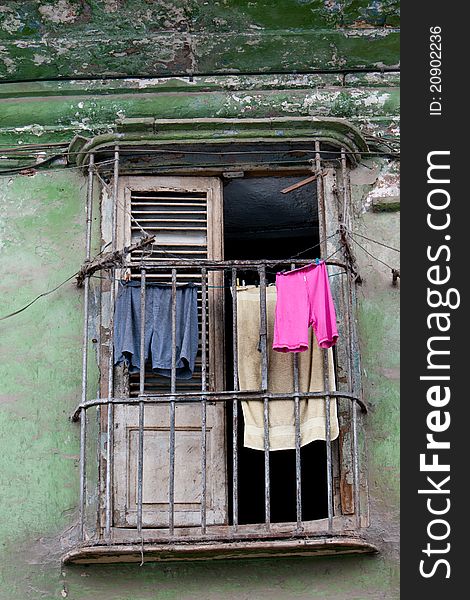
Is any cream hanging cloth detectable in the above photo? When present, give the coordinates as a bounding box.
[237,285,339,451]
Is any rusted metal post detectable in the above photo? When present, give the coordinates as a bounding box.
[342,147,361,528]
[341,148,351,228]
[231,267,239,531]
[315,141,327,257]
[348,272,361,528]
[169,269,177,535]
[259,266,270,528]
[105,146,119,541]
[323,345,334,533]
[137,268,146,536]
[291,263,302,532]
[79,152,94,542]
[200,268,208,534]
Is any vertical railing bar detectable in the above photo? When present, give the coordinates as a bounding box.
[341,148,351,228]
[342,147,361,528]
[200,268,208,534]
[315,141,327,257]
[259,266,270,528]
[85,154,94,261]
[231,267,239,531]
[169,269,177,535]
[105,146,119,541]
[323,345,334,533]
[291,262,302,532]
[79,153,94,542]
[315,142,334,530]
[136,268,146,536]
[348,271,361,528]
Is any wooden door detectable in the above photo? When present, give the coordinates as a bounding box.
[110,176,227,529]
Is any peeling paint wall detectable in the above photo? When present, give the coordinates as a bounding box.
[0,1,399,599]
[0,1,399,80]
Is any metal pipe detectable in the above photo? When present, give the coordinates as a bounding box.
[323,347,334,533]
[105,146,119,541]
[125,258,349,270]
[231,268,239,531]
[73,390,365,418]
[341,148,351,228]
[341,146,362,527]
[259,266,270,528]
[315,145,334,529]
[79,153,94,542]
[315,141,327,257]
[136,268,146,535]
[348,272,361,528]
[169,269,177,534]
[200,268,207,534]
[85,154,94,261]
[291,263,302,532]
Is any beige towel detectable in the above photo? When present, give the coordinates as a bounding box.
[237,286,339,451]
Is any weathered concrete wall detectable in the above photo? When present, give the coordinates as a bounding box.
[0,73,399,149]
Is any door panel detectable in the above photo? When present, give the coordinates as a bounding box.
[109,176,227,529]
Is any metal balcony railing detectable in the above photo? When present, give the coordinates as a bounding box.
[73,258,367,548]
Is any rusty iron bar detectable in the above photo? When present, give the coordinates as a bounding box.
[315,141,327,257]
[72,390,365,420]
[105,146,119,541]
[231,268,239,531]
[78,152,94,542]
[200,268,208,534]
[341,147,361,527]
[77,519,363,548]
[341,148,351,229]
[323,346,334,533]
[169,269,177,535]
[258,266,271,528]
[291,262,302,532]
[126,258,348,271]
[136,268,146,536]
[315,145,334,531]
[349,273,361,529]
[338,148,361,284]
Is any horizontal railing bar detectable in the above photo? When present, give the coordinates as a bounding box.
[75,523,354,547]
[122,259,348,270]
[71,390,366,421]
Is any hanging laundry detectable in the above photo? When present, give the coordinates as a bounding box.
[114,281,199,380]
[273,261,338,353]
[237,285,339,451]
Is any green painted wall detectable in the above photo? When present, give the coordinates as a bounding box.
[0,1,399,81]
[0,166,400,599]
[0,134,400,600]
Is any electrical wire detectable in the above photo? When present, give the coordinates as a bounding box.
[346,229,400,253]
[0,144,400,176]
[347,232,399,272]
[0,272,79,321]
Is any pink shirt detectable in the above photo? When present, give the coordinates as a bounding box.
[273,262,338,353]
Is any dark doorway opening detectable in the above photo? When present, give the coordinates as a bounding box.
[223,175,328,525]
